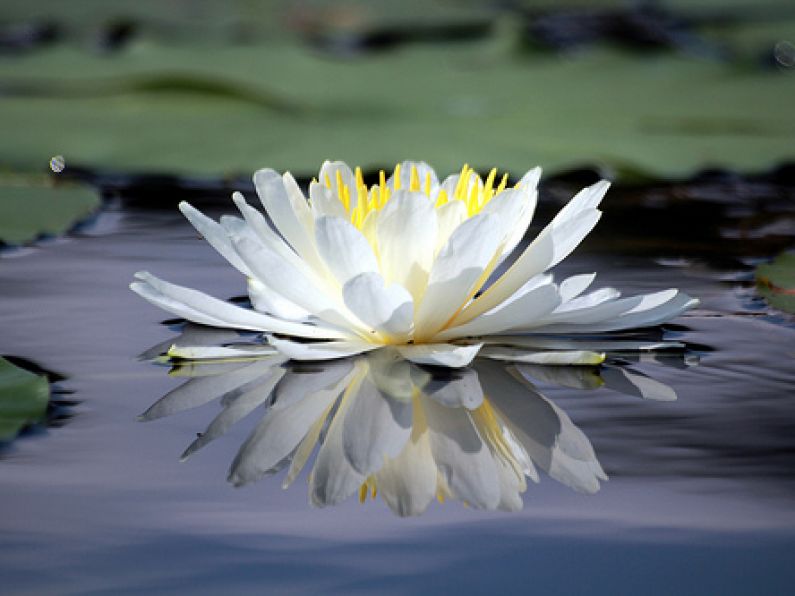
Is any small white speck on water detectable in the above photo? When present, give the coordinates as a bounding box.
[50,155,65,173]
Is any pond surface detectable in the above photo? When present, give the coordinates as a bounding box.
[1,186,795,595]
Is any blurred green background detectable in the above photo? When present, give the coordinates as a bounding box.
[0,0,793,244]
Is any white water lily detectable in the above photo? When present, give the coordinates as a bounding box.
[131,160,698,368]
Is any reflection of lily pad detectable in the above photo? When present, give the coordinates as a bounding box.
[0,357,50,442]
[0,182,99,246]
[757,252,795,314]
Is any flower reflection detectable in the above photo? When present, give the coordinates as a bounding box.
[141,329,690,517]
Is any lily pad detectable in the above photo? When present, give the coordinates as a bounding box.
[0,357,50,442]
[0,182,99,246]
[757,252,795,314]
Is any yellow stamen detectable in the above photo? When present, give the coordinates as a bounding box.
[424,172,432,196]
[324,174,332,189]
[359,483,367,504]
[453,164,469,201]
[393,163,402,191]
[435,189,448,207]
[483,168,497,204]
[496,172,509,194]
[409,164,420,192]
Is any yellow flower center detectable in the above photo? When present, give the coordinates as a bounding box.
[317,163,512,230]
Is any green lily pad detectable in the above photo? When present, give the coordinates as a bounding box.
[756,252,795,314]
[0,182,100,246]
[0,2,793,181]
[0,357,50,442]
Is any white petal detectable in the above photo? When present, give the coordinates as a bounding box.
[167,344,278,360]
[342,375,412,476]
[559,273,596,302]
[247,278,310,321]
[315,216,379,285]
[451,183,607,327]
[387,160,439,193]
[436,284,560,340]
[139,358,280,421]
[253,168,321,268]
[479,347,605,366]
[268,336,378,361]
[318,161,356,206]
[230,234,359,332]
[482,185,537,258]
[397,343,482,368]
[415,213,502,340]
[228,367,351,486]
[342,272,414,341]
[178,201,250,275]
[537,290,698,333]
[375,423,436,517]
[376,190,438,301]
[434,199,467,253]
[181,367,285,460]
[422,367,484,409]
[130,272,345,339]
[422,395,501,509]
[309,181,347,219]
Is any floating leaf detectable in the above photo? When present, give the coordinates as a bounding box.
[756,252,795,314]
[0,182,99,246]
[0,357,50,442]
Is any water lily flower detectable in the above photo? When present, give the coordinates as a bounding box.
[131,161,698,368]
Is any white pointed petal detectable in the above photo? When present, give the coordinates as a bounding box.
[422,367,484,409]
[437,173,460,202]
[476,360,606,494]
[559,273,596,302]
[481,335,684,352]
[310,368,367,506]
[253,168,319,267]
[230,234,358,331]
[387,160,439,193]
[482,185,537,257]
[309,181,347,218]
[342,376,412,476]
[318,160,356,206]
[452,185,604,327]
[247,278,310,321]
[436,284,560,340]
[342,272,414,341]
[315,216,379,285]
[523,292,640,330]
[376,190,438,301]
[397,343,482,368]
[537,290,698,333]
[415,213,502,340]
[553,179,610,224]
[140,359,280,421]
[518,166,542,190]
[178,201,250,275]
[601,367,678,401]
[181,367,285,460]
[167,344,278,360]
[375,426,436,517]
[131,272,343,338]
[479,347,605,366]
[268,336,378,361]
[231,193,309,272]
[422,396,501,509]
[228,372,348,486]
[434,199,467,253]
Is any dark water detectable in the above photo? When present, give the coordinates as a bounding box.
[1,190,795,595]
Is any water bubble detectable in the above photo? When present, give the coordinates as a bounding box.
[773,41,795,68]
[49,155,65,173]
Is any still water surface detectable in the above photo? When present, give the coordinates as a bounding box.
[1,192,794,594]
